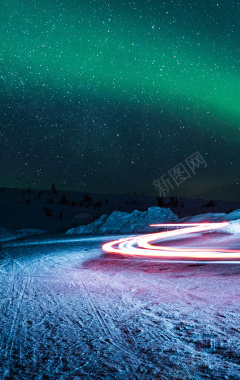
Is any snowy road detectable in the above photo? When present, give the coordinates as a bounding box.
[1,234,240,379]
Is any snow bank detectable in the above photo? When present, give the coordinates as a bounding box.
[215,219,240,234]
[0,228,14,241]
[222,209,240,221]
[66,206,178,235]
[178,210,240,234]
[218,210,240,233]
[0,228,46,242]
[178,213,227,223]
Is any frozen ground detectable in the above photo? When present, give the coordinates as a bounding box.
[1,232,240,379]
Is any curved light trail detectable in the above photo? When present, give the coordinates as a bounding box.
[102,222,240,262]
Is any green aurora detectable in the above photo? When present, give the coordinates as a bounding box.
[0,0,240,199]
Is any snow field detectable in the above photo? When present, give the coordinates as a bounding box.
[0,235,240,379]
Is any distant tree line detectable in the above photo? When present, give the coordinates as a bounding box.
[157,196,182,208]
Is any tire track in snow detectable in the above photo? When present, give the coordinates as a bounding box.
[2,275,31,374]
[74,278,136,376]
[42,283,86,330]
[75,275,152,377]
[94,272,139,349]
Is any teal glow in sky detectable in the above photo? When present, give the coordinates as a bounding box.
[0,0,240,200]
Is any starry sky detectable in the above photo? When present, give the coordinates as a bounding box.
[0,0,240,200]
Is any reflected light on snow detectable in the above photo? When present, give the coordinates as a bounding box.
[102,222,240,261]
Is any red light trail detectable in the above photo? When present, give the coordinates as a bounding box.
[102,222,240,262]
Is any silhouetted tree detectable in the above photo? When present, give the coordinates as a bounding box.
[83,194,92,203]
[169,196,178,207]
[94,201,102,209]
[59,194,67,205]
[203,200,215,208]
[51,183,57,195]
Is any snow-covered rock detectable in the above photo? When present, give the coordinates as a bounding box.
[66,207,240,236]
[66,206,178,235]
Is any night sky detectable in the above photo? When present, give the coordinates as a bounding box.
[1,0,240,200]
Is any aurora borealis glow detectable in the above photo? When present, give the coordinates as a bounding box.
[1,0,240,200]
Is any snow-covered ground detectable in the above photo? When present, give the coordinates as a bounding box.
[0,228,46,242]
[1,233,240,379]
